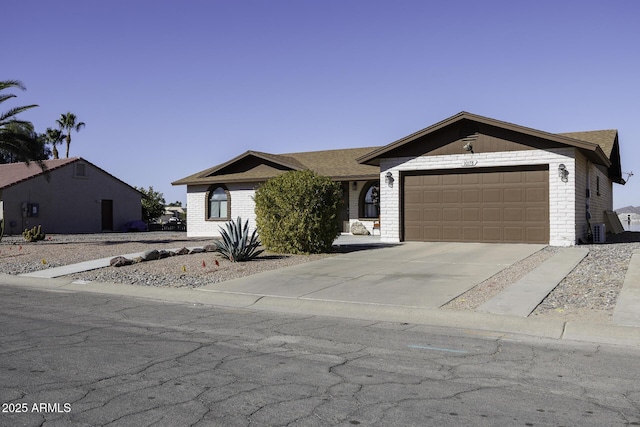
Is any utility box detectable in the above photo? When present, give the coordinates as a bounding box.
[592,223,606,244]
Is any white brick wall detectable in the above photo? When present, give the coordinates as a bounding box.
[186,183,257,237]
[379,148,578,246]
[187,181,377,237]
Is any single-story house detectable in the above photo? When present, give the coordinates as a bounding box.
[173,112,625,246]
[172,147,382,236]
[0,157,143,235]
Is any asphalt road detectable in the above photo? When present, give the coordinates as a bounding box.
[1,284,639,427]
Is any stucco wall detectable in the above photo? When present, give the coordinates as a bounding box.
[2,161,141,235]
[378,147,578,246]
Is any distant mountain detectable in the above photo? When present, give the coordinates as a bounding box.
[615,206,640,215]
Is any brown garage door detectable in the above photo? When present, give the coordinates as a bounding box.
[403,166,549,244]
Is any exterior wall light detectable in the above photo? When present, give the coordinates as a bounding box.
[352,181,357,190]
[385,172,394,186]
[558,164,569,182]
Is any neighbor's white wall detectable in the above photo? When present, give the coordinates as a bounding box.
[379,148,578,246]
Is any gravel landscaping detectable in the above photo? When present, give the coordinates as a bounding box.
[1,231,639,324]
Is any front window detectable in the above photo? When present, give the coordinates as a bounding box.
[362,182,380,218]
[208,186,228,219]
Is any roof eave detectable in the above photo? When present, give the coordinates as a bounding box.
[358,111,612,167]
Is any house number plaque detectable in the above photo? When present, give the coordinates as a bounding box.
[462,160,478,167]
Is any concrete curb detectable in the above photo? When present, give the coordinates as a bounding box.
[3,273,640,348]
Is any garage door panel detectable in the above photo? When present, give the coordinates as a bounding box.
[463,227,481,240]
[482,227,502,241]
[526,170,547,182]
[404,208,422,222]
[526,207,547,221]
[422,190,440,203]
[423,208,440,221]
[423,227,441,240]
[504,227,524,242]
[442,208,460,221]
[462,189,480,203]
[526,188,546,202]
[404,175,423,187]
[462,174,480,184]
[442,190,460,203]
[403,168,548,243]
[482,174,501,184]
[442,228,460,241]
[405,226,422,241]
[504,207,523,221]
[527,227,547,243]
[503,171,523,183]
[442,175,459,185]
[404,190,422,204]
[463,207,480,221]
[483,189,501,202]
[483,208,502,221]
[504,188,523,202]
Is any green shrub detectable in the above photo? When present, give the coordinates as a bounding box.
[254,170,342,254]
[214,217,264,262]
[23,225,45,242]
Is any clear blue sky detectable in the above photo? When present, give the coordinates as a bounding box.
[5,0,639,208]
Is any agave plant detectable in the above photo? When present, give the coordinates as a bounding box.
[215,217,264,262]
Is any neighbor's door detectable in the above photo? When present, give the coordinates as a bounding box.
[101,199,113,231]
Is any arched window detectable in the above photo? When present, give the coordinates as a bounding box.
[207,186,229,220]
[360,181,380,218]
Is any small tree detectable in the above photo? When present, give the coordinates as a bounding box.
[254,170,342,254]
[136,186,165,223]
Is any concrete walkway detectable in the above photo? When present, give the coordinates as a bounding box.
[19,247,203,278]
[613,249,640,326]
[477,248,589,317]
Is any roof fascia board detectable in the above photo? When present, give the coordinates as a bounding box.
[198,150,302,179]
[174,173,381,187]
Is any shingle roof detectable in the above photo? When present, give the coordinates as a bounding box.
[0,158,76,189]
[557,129,618,158]
[172,146,381,186]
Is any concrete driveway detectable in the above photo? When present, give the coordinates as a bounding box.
[200,241,545,308]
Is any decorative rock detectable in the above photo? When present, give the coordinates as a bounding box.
[158,250,171,259]
[141,249,160,261]
[204,245,218,252]
[350,221,371,236]
[110,256,132,267]
[190,247,205,254]
[175,247,190,255]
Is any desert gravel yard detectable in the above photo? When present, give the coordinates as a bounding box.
[1,231,639,323]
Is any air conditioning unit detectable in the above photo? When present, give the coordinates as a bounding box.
[592,223,606,243]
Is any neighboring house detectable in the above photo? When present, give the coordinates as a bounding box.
[174,112,625,246]
[0,157,143,235]
[172,147,381,237]
[160,206,186,224]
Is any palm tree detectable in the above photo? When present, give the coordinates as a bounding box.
[0,80,42,165]
[56,112,85,158]
[43,127,65,159]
